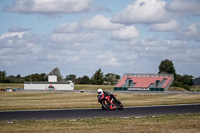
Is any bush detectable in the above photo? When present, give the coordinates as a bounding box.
[173,81,182,87]
[173,81,190,91]
[182,85,190,91]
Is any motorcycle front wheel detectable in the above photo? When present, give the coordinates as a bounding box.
[118,104,124,110]
[113,100,124,110]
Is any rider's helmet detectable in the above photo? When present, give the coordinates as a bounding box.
[97,88,103,95]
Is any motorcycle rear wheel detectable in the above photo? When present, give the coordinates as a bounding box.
[101,99,110,110]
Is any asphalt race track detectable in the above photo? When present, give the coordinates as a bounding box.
[0,104,200,121]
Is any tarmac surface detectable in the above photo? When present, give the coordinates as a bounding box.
[0,104,200,121]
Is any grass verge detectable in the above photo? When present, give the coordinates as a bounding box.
[0,113,199,133]
[191,86,200,92]
[168,87,187,91]
[74,84,114,90]
[0,83,24,90]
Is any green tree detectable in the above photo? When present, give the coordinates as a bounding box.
[25,73,47,82]
[158,59,176,79]
[15,74,24,83]
[91,68,104,85]
[81,75,91,84]
[0,70,7,83]
[76,75,91,84]
[66,74,76,81]
[7,75,15,83]
[176,74,193,86]
[16,74,21,79]
[104,73,121,85]
[49,67,63,81]
[39,73,48,81]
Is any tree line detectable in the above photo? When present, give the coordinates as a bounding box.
[0,59,195,90]
[0,67,120,85]
[66,69,120,85]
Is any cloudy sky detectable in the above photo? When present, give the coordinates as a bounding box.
[0,0,200,78]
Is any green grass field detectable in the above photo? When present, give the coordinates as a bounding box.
[0,91,200,111]
[0,113,199,133]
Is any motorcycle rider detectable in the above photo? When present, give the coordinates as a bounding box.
[97,88,120,109]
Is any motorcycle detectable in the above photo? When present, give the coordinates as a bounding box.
[97,93,124,110]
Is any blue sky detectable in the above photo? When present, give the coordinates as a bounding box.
[0,0,200,78]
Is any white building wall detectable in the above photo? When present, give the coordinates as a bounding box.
[48,75,57,82]
[24,83,74,90]
[24,84,46,90]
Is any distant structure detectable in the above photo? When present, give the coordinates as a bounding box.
[24,75,74,91]
[114,73,174,91]
[193,77,200,86]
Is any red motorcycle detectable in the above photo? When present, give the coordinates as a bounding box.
[98,93,124,110]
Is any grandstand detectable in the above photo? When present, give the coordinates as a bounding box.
[114,73,174,91]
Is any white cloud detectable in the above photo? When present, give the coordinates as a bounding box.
[96,52,121,67]
[53,15,128,44]
[67,56,80,62]
[108,57,121,67]
[121,53,138,61]
[167,40,188,48]
[54,23,80,33]
[111,0,172,24]
[81,15,124,30]
[4,0,109,14]
[186,48,200,59]
[111,26,139,41]
[0,26,32,40]
[167,0,200,16]
[141,36,160,46]
[54,15,124,33]
[0,27,41,67]
[51,32,102,43]
[8,25,31,32]
[176,22,200,41]
[1,25,200,77]
[0,31,26,40]
[150,20,179,32]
